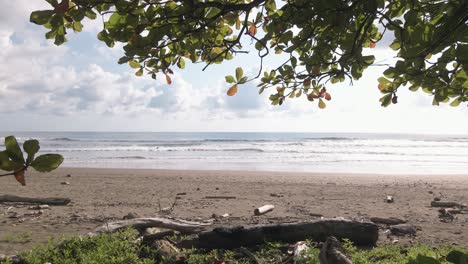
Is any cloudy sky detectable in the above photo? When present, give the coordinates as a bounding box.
[0,1,466,134]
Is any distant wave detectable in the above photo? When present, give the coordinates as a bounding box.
[51,137,79,142]
[203,139,273,143]
[101,156,147,160]
[164,148,265,153]
[302,137,355,141]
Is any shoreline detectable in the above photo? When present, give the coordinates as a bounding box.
[57,166,468,177]
[1,167,467,254]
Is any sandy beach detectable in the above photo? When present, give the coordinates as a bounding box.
[1,168,467,254]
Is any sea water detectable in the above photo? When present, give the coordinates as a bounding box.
[1,132,467,174]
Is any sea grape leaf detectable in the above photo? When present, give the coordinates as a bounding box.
[0,151,23,171]
[30,10,54,25]
[5,136,25,164]
[30,154,64,172]
[446,250,468,264]
[23,139,40,165]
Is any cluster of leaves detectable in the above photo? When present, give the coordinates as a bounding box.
[30,0,467,108]
[0,136,63,186]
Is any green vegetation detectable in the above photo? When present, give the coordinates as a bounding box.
[0,136,64,186]
[1,232,32,244]
[2,229,467,264]
[31,0,467,108]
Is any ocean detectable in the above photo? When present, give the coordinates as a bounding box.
[1,132,467,174]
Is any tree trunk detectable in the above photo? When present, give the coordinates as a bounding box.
[0,195,70,205]
[197,219,378,249]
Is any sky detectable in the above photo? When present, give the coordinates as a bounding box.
[0,1,467,134]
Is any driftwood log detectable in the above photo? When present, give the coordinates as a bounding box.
[431,201,465,208]
[197,219,378,249]
[89,217,211,236]
[0,195,71,205]
[370,217,406,225]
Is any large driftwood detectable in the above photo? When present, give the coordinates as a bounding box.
[89,217,211,236]
[197,219,378,249]
[0,195,70,205]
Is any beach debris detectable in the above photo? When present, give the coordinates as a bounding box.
[65,174,72,177]
[0,195,71,205]
[291,241,311,264]
[308,212,323,217]
[0,254,22,264]
[319,236,352,264]
[254,204,275,216]
[390,224,417,236]
[385,196,394,203]
[61,181,70,185]
[212,213,230,219]
[176,192,187,196]
[123,212,141,220]
[28,204,50,210]
[370,217,406,225]
[431,200,465,208]
[438,209,455,222]
[204,196,237,200]
[150,240,181,260]
[270,193,284,198]
[433,197,441,201]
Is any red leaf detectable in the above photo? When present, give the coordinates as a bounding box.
[369,42,376,48]
[165,74,172,85]
[227,85,238,96]
[14,169,26,186]
[324,92,331,101]
[166,68,174,74]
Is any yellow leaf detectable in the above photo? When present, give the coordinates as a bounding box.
[227,84,238,96]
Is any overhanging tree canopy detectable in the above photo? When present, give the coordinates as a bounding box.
[31,0,467,108]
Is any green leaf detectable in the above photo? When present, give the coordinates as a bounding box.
[235,67,243,82]
[362,55,375,65]
[30,10,54,25]
[446,250,468,264]
[72,21,83,32]
[0,151,23,172]
[177,57,185,69]
[23,140,40,165]
[85,10,97,19]
[225,75,236,83]
[450,98,461,107]
[411,255,440,264]
[318,98,326,109]
[30,154,64,172]
[390,41,401,50]
[238,76,248,84]
[5,136,25,164]
[135,68,143,76]
[129,60,141,69]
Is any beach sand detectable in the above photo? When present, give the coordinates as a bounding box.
[1,168,467,254]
